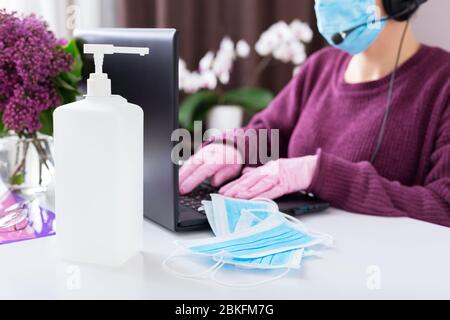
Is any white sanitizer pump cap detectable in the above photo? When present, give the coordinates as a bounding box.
[84,44,149,96]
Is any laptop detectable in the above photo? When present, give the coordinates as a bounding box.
[75,28,330,232]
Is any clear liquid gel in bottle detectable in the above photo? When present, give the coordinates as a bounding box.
[54,44,149,266]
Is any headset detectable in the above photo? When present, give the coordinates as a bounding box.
[332,0,427,45]
[331,0,427,163]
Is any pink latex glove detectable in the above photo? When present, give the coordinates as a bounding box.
[179,143,243,195]
[219,155,318,200]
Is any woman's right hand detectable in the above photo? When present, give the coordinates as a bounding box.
[179,143,243,195]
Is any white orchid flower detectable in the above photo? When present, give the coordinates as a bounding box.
[255,31,279,56]
[178,59,188,90]
[255,19,312,66]
[199,51,215,72]
[271,21,295,42]
[184,71,203,94]
[201,70,218,90]
[236,40,251,58]
[290,19,313,43]
[179,36,255,93]
[220,36,235,53]
[179,59,187,72]
[213,51,233,77]
[219,72,230,85]
[290,41,307,65]
[273,42,293,63]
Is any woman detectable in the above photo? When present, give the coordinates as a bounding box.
[179,0,450,227]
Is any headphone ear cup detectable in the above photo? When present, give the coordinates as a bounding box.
[382,0,419,21]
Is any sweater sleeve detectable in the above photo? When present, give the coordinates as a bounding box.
[243,71,305,157]
[208,71,306,165]
[309,99,450,227]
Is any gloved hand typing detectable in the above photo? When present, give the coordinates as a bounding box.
[219,156,318,200]
[179,143,243,195]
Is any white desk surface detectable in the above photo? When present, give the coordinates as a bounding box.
[1,207,449,300]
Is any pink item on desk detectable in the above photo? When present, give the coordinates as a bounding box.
[0,190,56,246]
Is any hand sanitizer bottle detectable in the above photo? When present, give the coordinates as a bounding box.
[54,44,149,266]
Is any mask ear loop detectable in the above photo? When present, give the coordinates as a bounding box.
[247,201,334,248]
[282,213,334,247]
[162,249,225,279]
[249,197,317,235]
[210,263,291,288]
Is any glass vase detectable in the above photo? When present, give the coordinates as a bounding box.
[0,134,54,196]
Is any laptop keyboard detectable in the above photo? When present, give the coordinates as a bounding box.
[179,183,218,211]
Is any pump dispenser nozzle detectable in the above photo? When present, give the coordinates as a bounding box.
[84,44,149,96]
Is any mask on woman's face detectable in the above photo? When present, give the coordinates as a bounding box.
[314,0,386,55]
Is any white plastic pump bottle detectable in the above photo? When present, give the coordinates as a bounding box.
[54,44,149,266]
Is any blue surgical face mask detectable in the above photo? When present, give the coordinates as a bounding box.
[164,196,332,287]
[181,214,322,259]
[315,0,386,55]
[204,194,278,236]
[216,248,305,270]
[209,249,306,287]
[205,205,313,268]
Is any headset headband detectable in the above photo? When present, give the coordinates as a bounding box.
[382,0,427,21]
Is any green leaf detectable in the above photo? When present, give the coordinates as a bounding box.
[39,108,55,136]
[223,87,274,114]
[59,88,78,104]
[64,39,83,77]
[52,39,83,108]
[9,173,25,186]
[54,75,79,93]
[179,90,220,131]
[55,85,77,109]
[0,112,8,137]
[61,71,82,84]
[0,112,4,132]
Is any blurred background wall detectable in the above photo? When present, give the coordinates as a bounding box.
[116,0,326,93]
[0,0,448,94]
[412,0,450,51]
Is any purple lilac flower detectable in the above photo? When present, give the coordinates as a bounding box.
[0,10,73,133]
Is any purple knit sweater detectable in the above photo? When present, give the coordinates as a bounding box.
[239,45,450,227]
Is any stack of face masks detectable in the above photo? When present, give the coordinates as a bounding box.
[163,194,333,287]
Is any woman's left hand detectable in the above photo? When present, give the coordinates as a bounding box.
[219,155,318,200]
